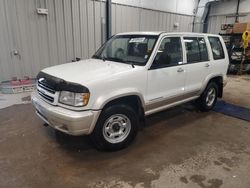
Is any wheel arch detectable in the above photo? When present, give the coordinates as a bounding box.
[102,95,145,118]
[202,75,224,98]
[95,93,145,127]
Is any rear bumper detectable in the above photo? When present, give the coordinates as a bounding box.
[31,91,101,135]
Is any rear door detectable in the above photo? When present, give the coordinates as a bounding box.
[183,36,210,94]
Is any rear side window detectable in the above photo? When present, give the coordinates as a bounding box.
[184,37,209,63]
[208,37,225,60]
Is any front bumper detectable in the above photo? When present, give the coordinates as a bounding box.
[31,91,101,135]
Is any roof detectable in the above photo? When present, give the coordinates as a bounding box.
[116,31,163,36]
[116,31,220,37]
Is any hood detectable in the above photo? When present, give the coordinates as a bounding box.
[41,58,135,85]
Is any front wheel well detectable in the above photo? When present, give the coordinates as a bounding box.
[102,95,145,124]
[207,76,223,98]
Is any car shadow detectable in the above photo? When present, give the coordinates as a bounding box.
[50,102,208,153]
[53,129,93,151]
[145,102,198,128]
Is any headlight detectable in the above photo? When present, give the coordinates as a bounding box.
[59,91,90,107]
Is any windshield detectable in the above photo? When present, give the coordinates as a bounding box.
[92,35,158,66]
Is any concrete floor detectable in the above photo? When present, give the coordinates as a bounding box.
[0,75,250,188]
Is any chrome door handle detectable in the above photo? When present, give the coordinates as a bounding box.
[177,67,184,72]
[205,63,210,67]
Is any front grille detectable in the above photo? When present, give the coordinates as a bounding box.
[37,90,54,102]
[38,80,55,94]
[37,79,56,104]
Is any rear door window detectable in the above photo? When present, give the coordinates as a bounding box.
[184,37,209,63]
[208,37,225,60]
[198,38,209,61]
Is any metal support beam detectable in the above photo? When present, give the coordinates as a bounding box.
[193,0,220,33]
[106,0,112,40]
[235,0,240,23]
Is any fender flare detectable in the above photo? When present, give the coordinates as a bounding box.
[92,88,145,110]
[199,74,224,96]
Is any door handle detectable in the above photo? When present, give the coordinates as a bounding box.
[205,63,210,67]
[177,67,184,72]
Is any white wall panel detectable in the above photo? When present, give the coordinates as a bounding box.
[72,0,81,58]
[0,0,13,81]
[79,0,89,59]
[4,0,23,79]
[54,0,67,64]
[47,0,59,68]
[113,5,194,34]
[63,0,74,61]
[94,1,101,51]
[113,0,198,16]
[210,0,250,16]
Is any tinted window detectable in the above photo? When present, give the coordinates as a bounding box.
[184,37,200,63]
[184,37,209,63]
[198,38,209,61]
[208,37,225,60]
[151,37,183,69]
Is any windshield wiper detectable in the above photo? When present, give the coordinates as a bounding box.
[94,56,138,68]
[123,60,142,68]
[92,54,107,62]
[104,57,124,63]
[110,58,134,67]
[128,62,135,68]
[92,55,100,59]
[101,55,106,62]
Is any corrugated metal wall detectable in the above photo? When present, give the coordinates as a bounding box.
[111,3,193,34]
[207,14,250,34]
[0,0,193,82]
[0,0,106,82]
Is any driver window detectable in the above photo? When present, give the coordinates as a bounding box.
[151,37,183,69]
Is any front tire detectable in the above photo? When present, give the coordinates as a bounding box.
[196,82,218,112]
[90,104,139,151]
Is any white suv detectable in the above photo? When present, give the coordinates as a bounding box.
[31,32,229,150]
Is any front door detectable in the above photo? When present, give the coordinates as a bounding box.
[146,36,186,114]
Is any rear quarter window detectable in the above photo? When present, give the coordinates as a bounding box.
[208,37,225,60]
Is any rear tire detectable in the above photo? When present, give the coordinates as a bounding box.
[90,104,139,151]
[196,82,218,112]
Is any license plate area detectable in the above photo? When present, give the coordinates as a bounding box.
[34,101,47,121]
[36,109,48,121]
